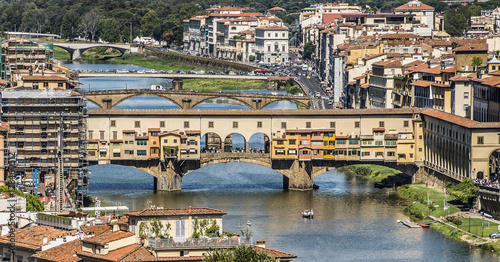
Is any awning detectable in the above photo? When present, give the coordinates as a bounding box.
[99,149,107,153]
[113,149,121,153]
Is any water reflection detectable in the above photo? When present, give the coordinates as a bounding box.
[87,163,500,262]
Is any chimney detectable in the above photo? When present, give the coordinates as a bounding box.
[188,206,192,214]
[43,237,48,244]
[256,240,266,248]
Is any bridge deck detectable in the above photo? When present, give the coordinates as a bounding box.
[79,73,270,80]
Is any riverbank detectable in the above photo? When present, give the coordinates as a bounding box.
[183,79,266,91]
[338,164,411,187]
[396,183,500,252]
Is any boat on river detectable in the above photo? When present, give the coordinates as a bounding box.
[302,209,314,218]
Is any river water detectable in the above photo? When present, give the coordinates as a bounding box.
[64,59,499,261]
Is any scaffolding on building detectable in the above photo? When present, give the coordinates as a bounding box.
[1,89,89,210]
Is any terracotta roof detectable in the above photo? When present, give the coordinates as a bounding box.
[185,130,201,135]
[449,75,470,81]
[148,128,161,132]
[386,53,404,59]
[255,246,297,259]
[380,33,422,39]
[0,79,7,86]
[32,239,82,262]
[441,67,455,73]
[421,109,479,128]
[255,25,288,30]
[453,44,488,52]
[395,1,434,10]
[347,81,356,85]
[373,60,402,67]
[361,83,369,88]
[190,16,206,21]
[77,244,156,262]
[81,224,110,236]
[473,76,500,87]
[110,139,123,143]
[122,130,136,133]
[22,75,68,82]
[411,80,434,87]
[354,74,368,80]
[0,225,78,252]
[240,29,255,34]
[489,70,500,76]
[268,7,285,11]
[407,64,442,75]
[155,257,205,261]
[208,13,260,17]
[83,231,135,246]
[403,60,425,68]
[322,13,342,24]
[135,136,149,140]
[127,207,226,217]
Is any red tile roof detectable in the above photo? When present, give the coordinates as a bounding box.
[373,60,402,67]
[0,225,78,252]
[421,109,479,128]
[32,239,82,262]
[453,44,488,52]
[268,7,286,11]
[148,128,161,132]
[185,130,201,135]
[380,33,422,39]
[81,224,110,236]
[22,75,68,81]
[127,207,227,217]
[321,13,342,24]
[449,75,470,81]
[255,246,297,259]
[83,231,135,246]
[395,1,434,10]
[411,80,434,87]
[474,76,500,87]
[122,130,136,133]
[77,244,156,262]
[217,7,242,11]
[0,122,9,131]
[255,25,288,30]
[441,67,455,73]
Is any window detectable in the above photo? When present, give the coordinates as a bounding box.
[288,149,297,155]
[209,121,214,128]
[275,150,285,155]
[268,33,271,37]
[379,121,384,128]
[306,122,311,128]
[330,122,335,128]
[43,82,49,87]
[100,131,105,140]
[375,141,383,146]
[113,152,121,157]
[281,122,287,129]
[58,82,64,88]
[289,139,296,145]
[363,151,371,156]
[113,131,117,140]
[355,121,360,128]
[277,140,284,145]
[419,148,422,152]
[175,220,186,239]
[173,139,177,143]
[160,121,165,127]
[257,121,262,128]
[89,131,93,139]
[387,151,395,157]
[137,150,147,156]
[164,139,168,143]
[419,135,422,139]
[375,152,383,157]
[349,140,359,145]
[404,121,409,127]
[386,140,396,146]
[183,121,189,128]
[233,121,238,128]
[337,140,346,144]
[135,121,140,128]
[478,136,484,144]
[464,92,469,99]
[268,45,271,51]
[137,140,147,146]
[282,46,285,52]
[111,120,116,127]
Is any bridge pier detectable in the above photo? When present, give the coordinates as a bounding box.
[182,98,192,110]
[72,49,82,60]
[252,99,262,110]
[154,159,183,191]
[273,159,313,190]
[173,78,183,90]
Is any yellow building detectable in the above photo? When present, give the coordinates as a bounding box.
[323,130,336,160]
[160,131,182,159]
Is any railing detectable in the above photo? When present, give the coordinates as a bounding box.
[148,237,252,249]
[201,152,269,158]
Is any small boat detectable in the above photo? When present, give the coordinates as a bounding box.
[246,220,251,226]
[313,184,319,190]
[302,209,314,218]
[419,223,430,228]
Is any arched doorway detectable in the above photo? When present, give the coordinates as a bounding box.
[248,132,270,153]
[489,149,500,181]
[224,133,246,153]
[201,132,222,153]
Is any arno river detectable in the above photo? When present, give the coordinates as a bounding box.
[65,60,500,261]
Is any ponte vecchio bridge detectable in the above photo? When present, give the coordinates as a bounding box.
[86,108,500,192]
[85,89,310,110]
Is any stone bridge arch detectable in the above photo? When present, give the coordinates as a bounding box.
[52,43,129,60]
[189,96,253,110]
[260,98,309,109]
[185,157,287,178]
[86,94,183,109]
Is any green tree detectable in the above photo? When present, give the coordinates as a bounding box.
[444,6,469,37]
[26,194,44,211]
[101,18,121,43]
[303,41,315,61]
[204,245,276,262]
[451,41,458,50]
[138,218,171,239]
[471,57,483,71]
[141,10,160,38]
[446,178,478,206]
[61,10,80,40]
[80,9,103,42]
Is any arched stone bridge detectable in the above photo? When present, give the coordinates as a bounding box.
[85,89,310,110]
[89,154,419,191]
[52,43,130,60]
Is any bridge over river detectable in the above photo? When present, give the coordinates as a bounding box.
[85,89,310,110]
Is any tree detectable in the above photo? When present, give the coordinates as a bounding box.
[203,245,276,262]
[101,18,121,43]
[472,57,483,71]
[162,29,174,46]
[446,178,478,206]
[80,9,103,42]
[26,194,44,211]
[62,10,80,40]
[303,41,315,61]
[451,41,458,50]
[141,10,160,38]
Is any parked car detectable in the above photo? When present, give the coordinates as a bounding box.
[490,231,500,239]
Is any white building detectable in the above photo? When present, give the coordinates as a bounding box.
[255,25,289,65]
[394,0,435,30]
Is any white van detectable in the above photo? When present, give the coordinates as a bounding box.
[151,85,165,91]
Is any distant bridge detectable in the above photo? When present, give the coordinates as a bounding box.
[52,43,131,60]
[85,89,310,110]
[78,72,270,80]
